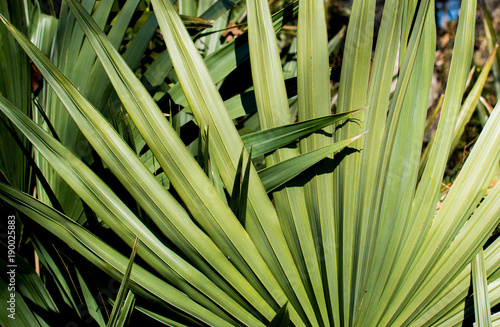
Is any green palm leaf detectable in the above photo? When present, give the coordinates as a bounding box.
[259,135,363,193]
[0,182,235,326]
[242,109,362,158]
[472,250,493,327]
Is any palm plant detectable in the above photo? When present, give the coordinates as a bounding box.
[1,0,500,326]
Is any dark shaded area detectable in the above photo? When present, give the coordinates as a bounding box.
[38,0,62,17]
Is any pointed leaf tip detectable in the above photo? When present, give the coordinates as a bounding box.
[351,106,369,115]
[350,131,368,142]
